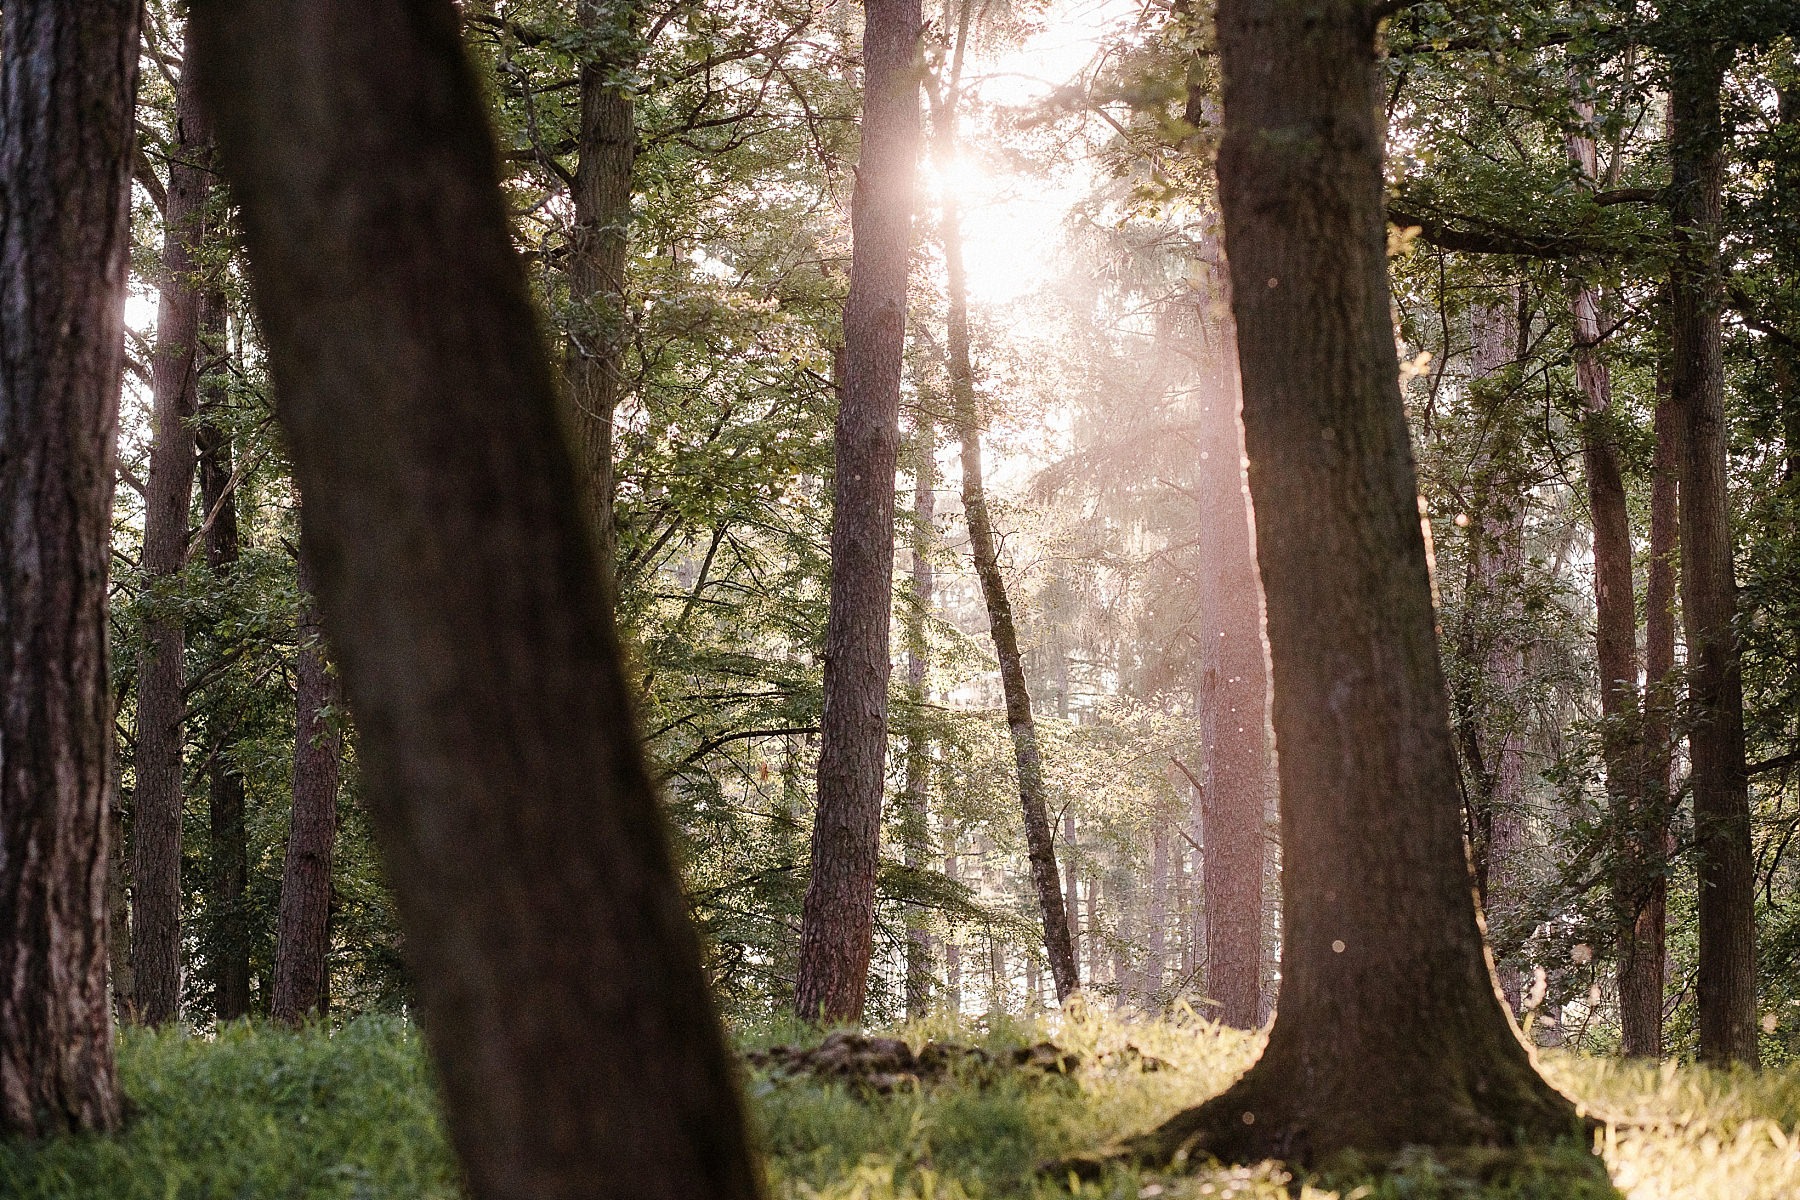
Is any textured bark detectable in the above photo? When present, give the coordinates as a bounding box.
[567,0,639,578]
[190,3,766,1197]
[1122,0,1591,1166]
[901,429,935,1020]
[131,39,217,1027]
[1670,54,1759,1068]
[271,542,343,1024]
[196,324,251,1020]
[793,0,920,1023]
[937,128,1078,1000]
[1188,315,1270,1030]
[0,0,136,1137]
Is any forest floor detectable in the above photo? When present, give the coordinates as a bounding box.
[1,1007,1798,1199]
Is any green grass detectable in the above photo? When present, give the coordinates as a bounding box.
[2,1005,1798,1198]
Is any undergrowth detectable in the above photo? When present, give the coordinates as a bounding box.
[0,1005,1796,1198]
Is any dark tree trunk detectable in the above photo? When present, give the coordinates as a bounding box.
[189,3,765,1197]
[1188,312,1270,1030]
[1123,0,1591,1167]
[901,428,935,1020]
[271,541,343,1024]
[1621,363,1681,1058]
[196,318,251,1021]
[567,0,639,579]
[1669,52,1759,1069]
[131,40,218,1026]
[0,0,136,1137]
[792,0,920,1023]
[936,135,1078,1000]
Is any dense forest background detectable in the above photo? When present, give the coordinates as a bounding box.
[102,0,1797,1061]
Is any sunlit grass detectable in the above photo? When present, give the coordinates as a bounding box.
[1,1006,1797,1198]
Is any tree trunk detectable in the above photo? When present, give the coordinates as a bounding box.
[944,846,963,1012]
[1188,310,1270,1029]
[1122,0,1591,1167]
[567,0,639,579]
[1622,358,1681,1058]
[196,317,251,1021]
[271,539,343,1024]
[190,3,765,1197]
[1144,814,1169,1000]
[1063,810,1081,982]
[901,427,935,1020]
[130,32,218,1027]
[937,150,1079,1001]
[0,0,136,1137]
[1460,296,1529,1013]
[1669,51,1759,1069]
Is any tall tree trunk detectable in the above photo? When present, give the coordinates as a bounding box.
[1622,357,1681,1058]
[1123,0,1590,1166]
[1461,295,1530,1012]
[1063,810,1081,982]
[0,0,136,1137]
[944,845,962,1012]
[1670,51,1759,1069]
[190,4,766,1197]
[793,0,921,1023]
[271,538,343,1024]
[1187,308,1270,1029]
[130,32,218,1027]
[195,313,251,1021]
[1566,91,1663,1053]
[901,427,935,1020]
[567,0,639,579]
[937,149,1079,1000]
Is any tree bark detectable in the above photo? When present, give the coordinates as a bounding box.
[1669,51,1759,1069]
[271,538,343,1024]
[1121,0,1591,1167]
[793,0,921,1023]
[1063,810,1081,982]
[0,0,136,1137]
[195,317,251,1021]
[567,0,639,580]
[901,426,935,1020]
[1187,310,1270,1029]
[131,37,218,1026]
[189,3,766,1197]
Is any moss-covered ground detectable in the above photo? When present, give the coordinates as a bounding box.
[3,1005,1797,1198]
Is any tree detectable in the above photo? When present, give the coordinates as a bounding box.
[0,0,137,1136]
[793,0,922,1023]
[929,17,1079,1002]
[132,22,219,1028]
[189,1,765,1196]
[271,535,342,1024]
[1107,0,1597,1172]
[1668,33,1760,1069]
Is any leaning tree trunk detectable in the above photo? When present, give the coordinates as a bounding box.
[271,538,343,1024]
[189,3,766,1198]
[901,426,936,1020]
[195,312,252,1020]
[935,122,1078,999]
[0,0,137,1137]
[1185,302,1270,1029]
[1118,0,1591,1168]
[131,37,218,1027]
[792,0,921,1023]
[567,0,639,582]
[1670,50,1759,1069]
